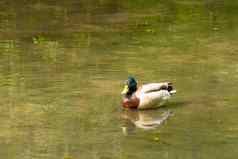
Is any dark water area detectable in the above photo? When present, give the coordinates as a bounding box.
[1,0,238,159]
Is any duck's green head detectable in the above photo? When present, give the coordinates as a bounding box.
[121,76,137,95]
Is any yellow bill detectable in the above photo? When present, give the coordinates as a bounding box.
[121,85,129,95]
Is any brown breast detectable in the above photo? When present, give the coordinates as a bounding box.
[122,95,140,108]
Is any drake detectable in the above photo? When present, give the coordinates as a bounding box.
[121,77,176,109]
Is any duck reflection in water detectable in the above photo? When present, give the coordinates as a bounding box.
[121,109,172,135]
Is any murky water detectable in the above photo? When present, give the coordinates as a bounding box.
[1,0,238,159]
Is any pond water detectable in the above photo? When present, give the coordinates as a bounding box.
[1,0,238,159]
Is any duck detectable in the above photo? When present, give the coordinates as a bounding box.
[121,77,176,109]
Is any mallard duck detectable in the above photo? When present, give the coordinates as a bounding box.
[121,77,176,109]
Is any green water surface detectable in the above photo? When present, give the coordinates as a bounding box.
[1,0,238,159]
